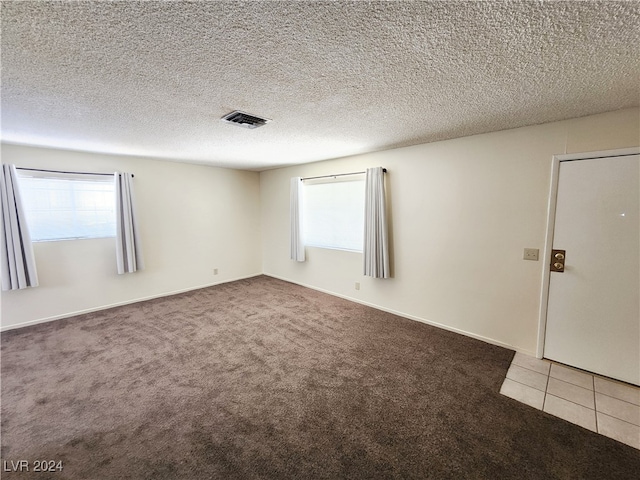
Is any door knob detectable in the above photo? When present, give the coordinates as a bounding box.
[551,249,566,272]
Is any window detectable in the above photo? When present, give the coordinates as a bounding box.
[17,171,116,242]
[303,176,365,252]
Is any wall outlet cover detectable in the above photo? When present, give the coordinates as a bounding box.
[523,248,539,261]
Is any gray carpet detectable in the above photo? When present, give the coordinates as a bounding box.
[1,275,638,479]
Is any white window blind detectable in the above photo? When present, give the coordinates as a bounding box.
[303,176,365,252]
[17,171,116,242]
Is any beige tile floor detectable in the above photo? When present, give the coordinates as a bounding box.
[500,352,640,450]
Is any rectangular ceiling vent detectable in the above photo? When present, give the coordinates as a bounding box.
[221,110,270,129]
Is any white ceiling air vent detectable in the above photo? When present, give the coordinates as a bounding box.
[221,110,271,129]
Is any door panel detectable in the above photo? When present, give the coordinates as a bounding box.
[544,155,639,386]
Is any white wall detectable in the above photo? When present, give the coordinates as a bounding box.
[1,144,262,328]
[3,108,638,345]
[260,108,640,355]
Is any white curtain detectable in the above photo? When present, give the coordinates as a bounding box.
[115,172,144,274]
[290,177,305,262]
[363,167,390,278]
[1,164,39,290]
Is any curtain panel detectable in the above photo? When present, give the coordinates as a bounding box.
[363,167,390,278]
[290,177,305,262]
[0,164,39,290]
[115,172,144,274]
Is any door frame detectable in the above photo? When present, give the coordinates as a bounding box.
[535,146,640,359]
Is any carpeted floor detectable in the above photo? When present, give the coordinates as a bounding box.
[1,275,638,479]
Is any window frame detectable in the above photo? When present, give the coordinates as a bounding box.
[302,175,365,253]
[16,170,117,243]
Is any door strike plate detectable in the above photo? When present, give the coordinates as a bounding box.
[551,249,566,272]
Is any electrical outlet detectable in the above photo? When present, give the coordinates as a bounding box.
[213,268,219,275]
[355,282,360,290]
[523,248,539,261]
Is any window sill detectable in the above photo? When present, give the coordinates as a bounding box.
[305,245,363,254]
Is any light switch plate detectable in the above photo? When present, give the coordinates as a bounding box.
[523,248,539,261]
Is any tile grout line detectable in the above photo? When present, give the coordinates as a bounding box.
[509,361,598,411]
[597,410,640,428]
[504,357,639,450]
[542,363,551,411]
[544,392,596,412]
[511,358,551,375]
[550,377,597,394]
[593,375,599,433]
[507,365,640,414]
[548,371,594,390]
[507,359,550,385]
[595,390,640,408]
[546,363,596,412]
[506,360,640,413]
[505,375,547,393]
[549,360,640,393]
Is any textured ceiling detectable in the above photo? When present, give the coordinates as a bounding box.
[1,1,639,170]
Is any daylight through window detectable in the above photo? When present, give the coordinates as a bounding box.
[17,172,116,242]
[303,176,365,252]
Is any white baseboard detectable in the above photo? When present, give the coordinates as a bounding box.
[0,272,263,332]
[2,271,534,357]
[264,273,533,356]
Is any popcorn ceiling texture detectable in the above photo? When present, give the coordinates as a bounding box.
[1,1,639,170]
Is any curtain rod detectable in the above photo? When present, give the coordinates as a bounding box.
[16,167,133,178]
[301,168,386,181]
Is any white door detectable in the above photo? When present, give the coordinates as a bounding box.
[544,154,639,386]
